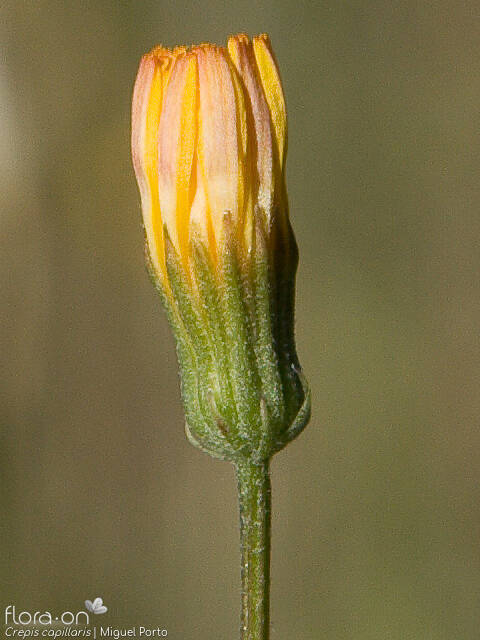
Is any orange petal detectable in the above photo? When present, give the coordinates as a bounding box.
[132,50,175,280]
[196,46,244,250]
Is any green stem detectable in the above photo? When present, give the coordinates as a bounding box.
[235,459,271,640]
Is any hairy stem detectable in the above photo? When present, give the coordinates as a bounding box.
[235,459,271,640]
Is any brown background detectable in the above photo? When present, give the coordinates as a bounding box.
[2,1,480,638]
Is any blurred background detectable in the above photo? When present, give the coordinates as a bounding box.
[2,1,480,638]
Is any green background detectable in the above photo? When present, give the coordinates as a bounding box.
[2,1,480,638]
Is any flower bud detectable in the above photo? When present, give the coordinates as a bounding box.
[132,33,310,461]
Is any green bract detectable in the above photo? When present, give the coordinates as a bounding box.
[146,211,310,463]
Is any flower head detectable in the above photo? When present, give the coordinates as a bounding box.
[132,34,309,461]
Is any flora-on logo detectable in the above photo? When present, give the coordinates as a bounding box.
[5,605,89,626]
[85,598,107,615]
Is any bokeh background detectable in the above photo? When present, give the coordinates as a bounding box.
[2,1,480,638]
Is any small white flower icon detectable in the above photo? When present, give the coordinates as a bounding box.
[85,598,108,615]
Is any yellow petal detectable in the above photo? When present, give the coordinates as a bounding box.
[157,53,198,264]
[253,34,287,171]
[227,34,274,222]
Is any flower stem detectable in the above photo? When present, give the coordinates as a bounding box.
[235,458,271,640]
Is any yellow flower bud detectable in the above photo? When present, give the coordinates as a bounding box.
[131,33,309,462]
